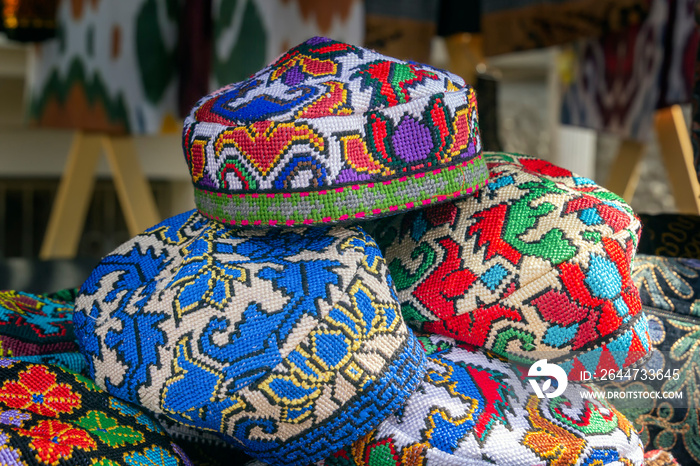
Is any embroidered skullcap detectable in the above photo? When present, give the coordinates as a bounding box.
[320,335,645,466]
[0,359,193,466]
[368,152,650,381]
[73,210,426,466]
[183,36,488,227]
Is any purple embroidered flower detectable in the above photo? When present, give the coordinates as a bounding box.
[0,359,14,368]
[0,409,30,427]
[0,433,22,466]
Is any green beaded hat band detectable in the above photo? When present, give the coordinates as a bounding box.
[183,37,489,227]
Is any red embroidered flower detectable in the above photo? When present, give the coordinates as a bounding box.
[0,365,81,417]
[17,419,96,464]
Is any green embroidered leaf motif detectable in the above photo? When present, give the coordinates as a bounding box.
[402,303,429,323]
[504,180,577,264]
[388,243,436,291]
[668,319,700,361]
[77,411,144,447]
[492,327,535,356]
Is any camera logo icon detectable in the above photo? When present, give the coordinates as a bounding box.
[528,359,568,399]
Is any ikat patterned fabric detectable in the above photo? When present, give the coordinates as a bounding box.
[27,0,364,134]
[368,152,650,381]
[560,0,699,141]
[0,290,86,375]
[320,335,645,466]
[0,359,192,466]
[73,210,426,466]
[183,36,489,227]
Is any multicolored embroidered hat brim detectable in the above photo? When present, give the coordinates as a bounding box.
[0,359,192,466]
[73,210,426,466]
[0,291,86,374]
[183,36,489,227]
[368,152,650,381]
[321,335,645,466]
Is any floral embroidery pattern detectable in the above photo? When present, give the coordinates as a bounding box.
[16,419,97,464]
[0,365,81,417]
[0,432,22,466]
[0,360,191,465]
[76,411,144,447]
[124,445,180,466]
[0,410,30,427]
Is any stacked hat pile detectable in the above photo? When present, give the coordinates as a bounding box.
[1,38,652,465]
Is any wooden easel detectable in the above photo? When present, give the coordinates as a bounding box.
[606,105,700,215]
[39,131,160,259]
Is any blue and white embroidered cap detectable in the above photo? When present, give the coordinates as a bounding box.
[73,210,426,466]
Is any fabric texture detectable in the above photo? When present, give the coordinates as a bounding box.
[73,210,426,466]
[368,152,650,381]
[0,290,86,374]
[27,0,364,134]
[184,36,489,227]
[481,0,648,57]
[598,255,700,465]
[560,0,699,141]
[638,214,700,259]
[320,335,645,466]
[0,359,192,466]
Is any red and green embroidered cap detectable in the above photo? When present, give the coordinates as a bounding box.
[320,335,645,466]
[183,36,488,227]
[368,152,651,381]
[0,359,193,466]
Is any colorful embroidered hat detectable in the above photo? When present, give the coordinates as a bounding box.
[73,210,426,466]
[0,359,192,466]
[0,290,86,374]
[183,36,489,227]
[368,152,651,381]
[321,335,645,466]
